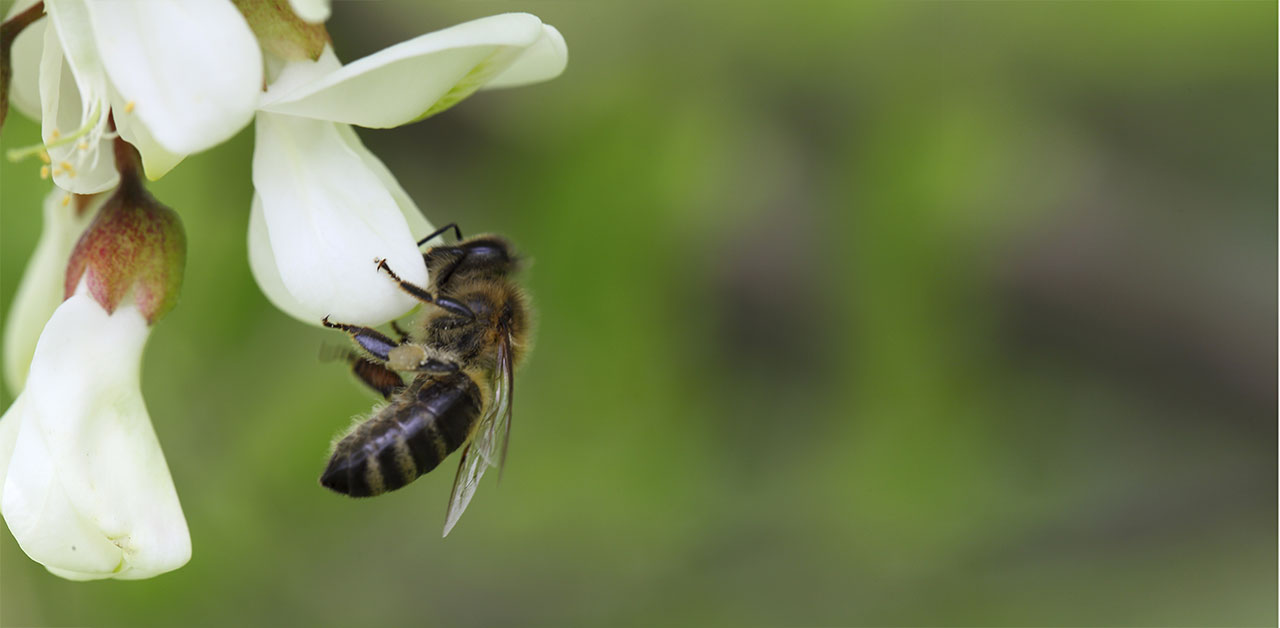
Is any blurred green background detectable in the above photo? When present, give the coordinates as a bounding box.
[1,1,1275,626]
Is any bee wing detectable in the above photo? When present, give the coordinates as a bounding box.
[442,334,514,537]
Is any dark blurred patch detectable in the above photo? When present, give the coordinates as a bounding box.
[997,196,1275,432]
[695,118,842,471]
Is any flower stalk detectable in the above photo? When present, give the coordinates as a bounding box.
[0,0,44,131]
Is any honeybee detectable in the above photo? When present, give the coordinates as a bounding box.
[319,223,530,536]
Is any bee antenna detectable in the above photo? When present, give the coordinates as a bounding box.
[417,223,463,248]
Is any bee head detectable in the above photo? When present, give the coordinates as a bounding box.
[424,234,521,287]
[452,236,520,276]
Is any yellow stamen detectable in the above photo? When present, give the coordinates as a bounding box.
[124,101,136,113]
[60,161,76,177]
[6,104,101,162]
[38,150,50,164]
[40,165,50,179]
[61,195,71,207]
[78,141,89,151]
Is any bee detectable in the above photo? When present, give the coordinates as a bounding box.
[319,223,530,536]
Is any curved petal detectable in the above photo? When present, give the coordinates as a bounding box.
[8,14,46,121]
[110,83,185,181]
[0,393,26,503]
[258,13,548,127]
[251,112,427,326]
[39,8,117,194]
[250,127,435,322]
[3,189,100,395]
[247,194,320,324]
[287,0,330,24]
[333,123,433,239]
[1,295,190,580]
[86,0,262,154]
[483,25,567,90]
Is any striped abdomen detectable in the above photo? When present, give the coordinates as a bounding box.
[321,372,481,497]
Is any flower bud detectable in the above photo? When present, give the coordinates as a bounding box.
[65,144,186,325]
[233,0,330,62]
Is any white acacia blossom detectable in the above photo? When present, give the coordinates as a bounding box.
[1,0,567,582]
[5,0,262,189]
[248,13,567,327]
[0,294,189,580]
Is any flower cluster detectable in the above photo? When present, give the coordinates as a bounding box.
[0,0,565,580]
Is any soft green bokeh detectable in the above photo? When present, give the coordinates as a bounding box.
[1,2,1274,626]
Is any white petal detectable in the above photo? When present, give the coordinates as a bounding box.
[258,13,549,127]
[86,0,262,154]
[249,128,435,322]
[333,123,433,239]
[258,42,340,105]
[0,394,26,503]
[2,188,99,395]
[247,194,320,324]
[1,296,190,580]
[287,0,330,24]
[483,25,567,90]
[7,12,46,121]
[39,9,117,194]
[251,112,428,326]
[110,83,185,181]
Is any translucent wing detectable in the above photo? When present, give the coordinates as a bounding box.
[442,334,514,536]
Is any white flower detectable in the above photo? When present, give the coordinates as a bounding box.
[2,189,100,394]
[287,0,329,24]
[0,293,190,580]
[248,13,567,327]
[7,0,262,191]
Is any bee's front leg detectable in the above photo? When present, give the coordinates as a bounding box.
[374,258,476,320]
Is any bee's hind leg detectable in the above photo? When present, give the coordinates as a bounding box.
[350,357,404,400]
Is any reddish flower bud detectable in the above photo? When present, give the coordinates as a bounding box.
[233,0,330,62]
[64,146,186,325]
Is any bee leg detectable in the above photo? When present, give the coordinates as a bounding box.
[350,357,404,400]
[434,253,465,291]
[389,320,411,343]
[374,258,476,320]
[416,223,463,247]
[322,316,399,362]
